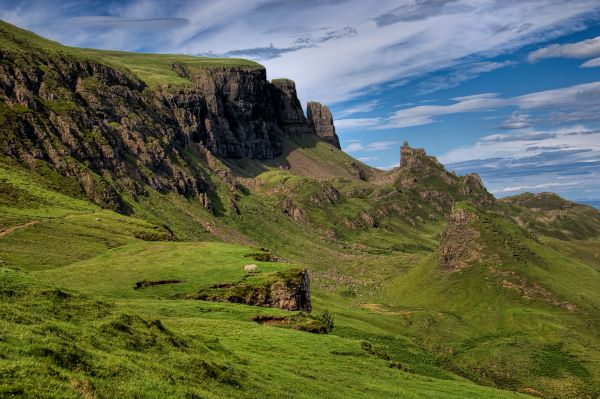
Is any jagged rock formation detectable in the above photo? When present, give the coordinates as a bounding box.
[188,269,312,312]
[400,141,428,170]
[392,141,495,212]
[307,102,341,149]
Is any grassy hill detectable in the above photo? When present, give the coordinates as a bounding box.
[2,20,600,399]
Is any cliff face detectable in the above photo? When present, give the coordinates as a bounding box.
[0,42,339,211]
[271,78,313,136]
[307,102,341,149]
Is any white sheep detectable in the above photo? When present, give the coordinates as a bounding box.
[243,264,258,273]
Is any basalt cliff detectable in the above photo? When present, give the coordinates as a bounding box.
[0,21,340,213]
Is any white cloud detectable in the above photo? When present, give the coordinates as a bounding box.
[378,81,600,129]
[336,100,380,118]
[500,112,531,129]
[375,163,400,171]
[417,60,515,94]
[581,57,600,68]
[439,125,600,164]
[358,156,379,162]
[379,93,505,129]
[528,35,600,62]
[490,182,565,194]
[2,0,599,104]
[343,140,399,153]
[335,118,382,130]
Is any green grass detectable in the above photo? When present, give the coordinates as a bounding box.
[1,267,535,399]
[78,49,261,87]
[36,241,297,299]
[381,207,600,396]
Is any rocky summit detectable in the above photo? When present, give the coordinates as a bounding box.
[1,20,600,399]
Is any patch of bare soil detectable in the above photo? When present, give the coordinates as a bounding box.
[0,220,40,238]
[134,279,184,289]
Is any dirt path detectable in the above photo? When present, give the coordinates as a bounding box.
[0,220,40,238]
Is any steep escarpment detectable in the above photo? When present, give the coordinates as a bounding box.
[0,21,340,212]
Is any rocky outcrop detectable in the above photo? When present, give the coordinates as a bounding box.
[400,141,432,170]
[271,79,312,136]
[307,102,341,149]
[396,142,495,211]
[188,269,312,312]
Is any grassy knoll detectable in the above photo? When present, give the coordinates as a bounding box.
[36,241,296,299]
[382,207,600,396]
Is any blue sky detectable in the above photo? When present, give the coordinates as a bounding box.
[2,0,600,202]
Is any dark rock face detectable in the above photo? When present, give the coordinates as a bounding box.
[0,47,341,211]
[291,270,312,312]
[306,102,341,149]
[271,79,312,136]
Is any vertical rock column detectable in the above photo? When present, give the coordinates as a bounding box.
[271,78,312,135]
[306,101,341,149]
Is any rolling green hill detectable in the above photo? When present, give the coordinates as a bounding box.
[2,20,600,399]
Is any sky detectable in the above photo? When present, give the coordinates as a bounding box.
[2,0,600,203]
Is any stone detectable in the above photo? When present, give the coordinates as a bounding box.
[306,102,341,149]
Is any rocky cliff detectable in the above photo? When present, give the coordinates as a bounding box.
[0,21,340,212]
[307,102,341,149]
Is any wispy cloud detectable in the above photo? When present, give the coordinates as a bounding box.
[376,81,600,129]
[343,140,399,153]
[201,26,357,60]
[528,35,600,62]
[440,125,600,164]
[335,117,382,130]
[581,57,600,68]
[417,60,515,94]
[336,100,380,118]
[440,125,600,199]
[375,0,461,26]
[499,112,532,129]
